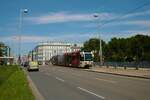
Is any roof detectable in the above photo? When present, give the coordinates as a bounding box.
[0,57,14,59]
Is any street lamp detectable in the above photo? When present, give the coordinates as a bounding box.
[18,9,28,65]
[93,14,103,66]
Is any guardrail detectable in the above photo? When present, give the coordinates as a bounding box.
[94,61,150,70]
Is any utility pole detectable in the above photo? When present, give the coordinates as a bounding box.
[18,9,28,65]
[99,34,103,66]
[93,14,103,66]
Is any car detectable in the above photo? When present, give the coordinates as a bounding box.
[23,62,29,67]
[38,61,42,65]
[27,61,39,71]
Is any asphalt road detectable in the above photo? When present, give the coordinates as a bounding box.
[27,65,150,100]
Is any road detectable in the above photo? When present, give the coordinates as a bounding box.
[27,65,150,100]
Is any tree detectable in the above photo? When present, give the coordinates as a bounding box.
[104,34,150,62]
[82,38,106,61]
[0,42,4,57]
[83,34,150,62]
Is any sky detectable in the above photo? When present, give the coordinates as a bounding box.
[0,0,150,56]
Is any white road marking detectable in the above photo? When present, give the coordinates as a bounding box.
[55,77,65,82]
[95,78,116,84]
[77,87,105,99]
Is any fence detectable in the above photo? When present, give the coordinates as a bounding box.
[94,61,150,69]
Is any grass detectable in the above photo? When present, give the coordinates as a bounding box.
[0,65,35,100]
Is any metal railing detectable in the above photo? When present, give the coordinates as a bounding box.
[93,61,150,69]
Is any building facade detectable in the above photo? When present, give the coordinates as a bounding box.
[31,42,82,65]
[0,44,13,65]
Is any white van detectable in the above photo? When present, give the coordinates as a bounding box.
[27,61,39,71]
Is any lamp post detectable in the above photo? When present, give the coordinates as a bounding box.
[18,9,28,65]
[93,14,103,66]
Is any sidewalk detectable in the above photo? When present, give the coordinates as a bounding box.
[85,66,150,79]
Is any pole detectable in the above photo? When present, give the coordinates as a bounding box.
[18,9,28,65]
[18,9,22,65]
[94,14,103,66]
[99,34,103,66]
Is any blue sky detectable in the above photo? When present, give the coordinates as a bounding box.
[0,0,150,56]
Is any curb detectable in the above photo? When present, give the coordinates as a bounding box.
[84,69,150,79]
[22,68,45,100]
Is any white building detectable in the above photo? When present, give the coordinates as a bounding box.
[32,41,82,65]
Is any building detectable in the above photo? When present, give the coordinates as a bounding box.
[71,44,81,52]
[30,41,82,65]
[0,44,14,65]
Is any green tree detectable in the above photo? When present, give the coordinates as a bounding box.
[0,42,4,57]
[83,34,150,62]
[129,35,150,61]
[106,34,150,62]
[82,38,106,61]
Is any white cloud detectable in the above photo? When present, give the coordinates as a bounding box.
[0,33,96,43]
[26,12,116,24]
[103,20,150,28]
[82,10,150,28]
[123,30,150,35]
[0,36,49,43]
[122,10,150,19]
[11,35,51,43]
[25,10,150,26]
[1,30,149,44]
[126,20,150,26]
[83,19,150,29]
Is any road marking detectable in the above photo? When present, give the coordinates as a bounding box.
[77,87,105,99]
[95,78,116,84]
[55,77,65,82]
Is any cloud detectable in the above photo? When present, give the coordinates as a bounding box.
[123,30,150,35]
[122,10,150,19]
[81,10,150,28]
[0,33,96,43]
[25,10,150,26]
[1,30,149,44]
[25,12,116,24]
[0,35,49,43]
[83,19,150,29]
[103,20,150,28]
[11,35,51,43]
[126,20,150,26]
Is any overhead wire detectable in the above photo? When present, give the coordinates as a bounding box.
[98,1,150,29]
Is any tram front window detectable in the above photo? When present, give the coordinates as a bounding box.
[84,54,92,61]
